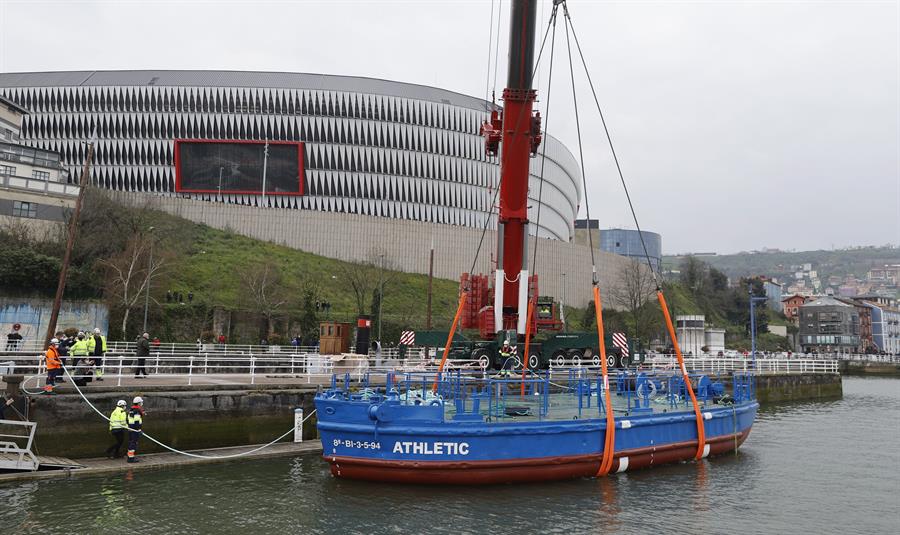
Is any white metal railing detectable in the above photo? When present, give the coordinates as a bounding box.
[4,340,896,365]
[641,356,839,374]
[11,351,489,390]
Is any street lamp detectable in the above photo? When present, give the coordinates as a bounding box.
[378,253,385,342]
[749,289,768,370]
[142,226,156,333]
[561,272,567,332]
[218,166,224,201]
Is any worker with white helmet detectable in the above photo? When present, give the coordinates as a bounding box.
[42,338,62,394]
[86,327,108,381]
[105,400,128,459]
[126,396,145,463]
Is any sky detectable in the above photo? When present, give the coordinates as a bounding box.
[0,0,897,255]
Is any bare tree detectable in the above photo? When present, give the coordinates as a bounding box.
[101,233,167,338]
[239,260,288,337]
[609,259,658,341]
[335,250,400,316]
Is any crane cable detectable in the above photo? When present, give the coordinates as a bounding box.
[546,1,614,475]
[451,3,563,389]
[563,3,707,460]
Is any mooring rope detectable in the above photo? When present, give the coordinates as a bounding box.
[25,365,316,460]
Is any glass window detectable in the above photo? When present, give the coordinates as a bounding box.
[32,170,50,180]
[0,164,15,176]
[12,201,37,218]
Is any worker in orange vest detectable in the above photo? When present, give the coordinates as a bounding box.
[43,338,62,394]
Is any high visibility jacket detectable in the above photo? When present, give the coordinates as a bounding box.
[127,406,144,431]
[109,407,128,431]
[45,347,61,370]
[87,335,107,355]
[71,339,90,356]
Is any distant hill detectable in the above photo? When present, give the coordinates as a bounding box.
[664,246,899,287]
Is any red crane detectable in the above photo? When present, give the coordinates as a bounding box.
[476,0,542,337]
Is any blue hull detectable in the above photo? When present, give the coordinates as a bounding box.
[315,394,758,484]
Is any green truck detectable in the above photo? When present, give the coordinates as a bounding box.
[406,329,644,370]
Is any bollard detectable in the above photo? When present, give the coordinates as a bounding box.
[294,408,304,443]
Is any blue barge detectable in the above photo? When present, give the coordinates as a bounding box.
[315,370,758,484]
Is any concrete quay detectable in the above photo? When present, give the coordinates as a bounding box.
[0,440,322,485]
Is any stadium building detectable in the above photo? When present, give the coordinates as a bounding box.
[0,70,631,305]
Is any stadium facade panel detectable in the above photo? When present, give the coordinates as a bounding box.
[0,70,582,241]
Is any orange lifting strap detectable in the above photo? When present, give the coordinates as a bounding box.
[432,290,468,393]
[657,290,707,460]
[593,286,616,477]
[520,296,536,396]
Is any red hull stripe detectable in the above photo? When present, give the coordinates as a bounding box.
[326,429,751,485]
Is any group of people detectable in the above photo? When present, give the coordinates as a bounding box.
[42,328,108,394]
[105,396,145,463]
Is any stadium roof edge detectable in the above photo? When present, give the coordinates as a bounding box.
[0,69,499,112]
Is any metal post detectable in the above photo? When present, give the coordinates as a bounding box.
[261,140,269,207]
[142,227,155,333]
[294,408,304,443]
[218,166,223,201]
[251,355,255,385]
[378,253,385,343]
[188,355,194,386]
[117,356,123,387]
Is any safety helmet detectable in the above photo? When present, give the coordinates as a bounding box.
[93,328,101,334]
[133,396,143,404]
[117,400,127,407]
[50,338,59,345]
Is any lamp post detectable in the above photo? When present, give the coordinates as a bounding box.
[749,289,768,370]
[142,226,156,333]
[218,166,223,201]
[561,272,567,332]
[378,253,385,342]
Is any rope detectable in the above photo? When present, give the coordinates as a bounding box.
[657,291,706,460]
[467,4,558,278]
[432,290,468,393]
[592,286,616,476]
[492,0,503,97]
[561,4,596,280]
[530,2,560,274]
[484,0,497,107]
[520,295,537,396]
[563,4,657,287]
[561,2,706,463]
[51,365,314,460]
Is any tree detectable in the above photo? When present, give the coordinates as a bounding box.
[296,282,320,343]
[679,255,708,294]
[101,233,167,338]
[334,250,399,316]
[609,260,659,342]
[239,260,287,338]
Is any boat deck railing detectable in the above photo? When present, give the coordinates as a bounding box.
[323,368,757,423]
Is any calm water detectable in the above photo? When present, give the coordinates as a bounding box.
[2,377,898,534]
